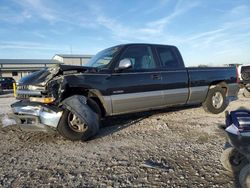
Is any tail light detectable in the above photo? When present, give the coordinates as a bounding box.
[236,67,240,83]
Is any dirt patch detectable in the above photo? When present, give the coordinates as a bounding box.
[0,92,248,187]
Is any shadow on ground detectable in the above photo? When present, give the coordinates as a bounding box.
[95,104,200,140]
[0,104,201,143]
[0,90,14,98]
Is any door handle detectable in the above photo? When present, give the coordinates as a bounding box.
[151,74,161,80]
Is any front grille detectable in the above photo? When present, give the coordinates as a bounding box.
[16,85,29,99]
[16,94,29,100]
[17,85,29,90]
[16,85,45,100]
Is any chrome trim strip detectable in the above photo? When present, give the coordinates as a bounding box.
[16,90,42,96]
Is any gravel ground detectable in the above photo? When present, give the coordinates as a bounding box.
[0,91,249,187]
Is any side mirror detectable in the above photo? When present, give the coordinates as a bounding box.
[116,58,132,71]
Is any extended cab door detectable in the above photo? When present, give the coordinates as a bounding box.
[153,45,189,106]
[108,45,164,115]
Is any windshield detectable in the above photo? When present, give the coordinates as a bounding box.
[85,46,121,68]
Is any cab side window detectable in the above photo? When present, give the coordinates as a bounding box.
[120,46,156,70]
[156,46,180,69]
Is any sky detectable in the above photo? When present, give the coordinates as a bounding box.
[0,0,250,66]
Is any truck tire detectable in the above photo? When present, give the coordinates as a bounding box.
[241,71,250,81]
[202,86,227,114]
[58,96,100,141]
[243,88,250,98]
[87,98,102,118]
[239,164,250,188]
[220,147,247,173]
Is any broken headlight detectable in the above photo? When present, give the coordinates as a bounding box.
[28,85,46,91]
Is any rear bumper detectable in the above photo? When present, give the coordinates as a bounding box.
[11,101,63,132]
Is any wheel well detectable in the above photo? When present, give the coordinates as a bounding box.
[209,81,228,95]
[87,96,106,117]
[61,87,106,117]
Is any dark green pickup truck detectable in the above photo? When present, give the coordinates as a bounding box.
[10,43,240,140]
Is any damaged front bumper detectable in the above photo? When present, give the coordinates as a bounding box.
[11,101,63,132]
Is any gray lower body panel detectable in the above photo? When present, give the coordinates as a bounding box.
[187,86,208,104]
[108,88,189,115]
[111,90,163,115]
[227,83,240,97]
[163,88,189,106]
[104,84,239,116]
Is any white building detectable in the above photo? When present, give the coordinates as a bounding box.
[0,54,93,81]
[0,59,61,81]
[52,54,92,66]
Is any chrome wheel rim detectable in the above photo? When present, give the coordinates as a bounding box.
[68,112,88,133]
[212,92,223,109]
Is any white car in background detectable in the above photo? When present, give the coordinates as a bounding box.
[238,64,250,82]
[238,64,250,97]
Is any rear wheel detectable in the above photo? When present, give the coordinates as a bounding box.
[202,86,227,114]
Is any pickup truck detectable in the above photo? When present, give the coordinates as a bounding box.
[11,43,239,141]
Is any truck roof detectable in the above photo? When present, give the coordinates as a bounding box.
[120,43,177,48]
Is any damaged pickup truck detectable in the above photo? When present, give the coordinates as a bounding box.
[11,43,239,141]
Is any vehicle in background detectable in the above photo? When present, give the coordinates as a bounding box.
[221,110,250,188]
[11,43,240,141]
[238,64,250,82]
[0,77,15,90]
[237,64,250,97]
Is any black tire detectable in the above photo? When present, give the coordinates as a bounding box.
[239,164,250,188]
[243,88,250,98]
[87,98,102,118]
[202,86,227,114]
[87,98,102,127]
[220,147,248,173]
[58,106,99,141]
[242,71,250,81]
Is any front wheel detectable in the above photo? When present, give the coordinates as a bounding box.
[57,109,97,141]
[239,164,250,188]
[202,86,227,114]
[220,147,247,173]
[58,106,99,141]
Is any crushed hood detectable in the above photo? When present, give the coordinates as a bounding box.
[18,64,94,86]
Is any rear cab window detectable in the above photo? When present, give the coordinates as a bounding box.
[155,46,184,69]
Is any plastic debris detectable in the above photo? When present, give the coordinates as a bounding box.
[1,115,17,128]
